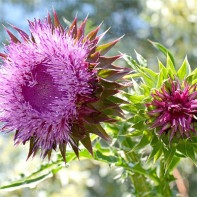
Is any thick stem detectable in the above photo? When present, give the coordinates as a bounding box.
[123,140,151,197]
[159,159,172,197]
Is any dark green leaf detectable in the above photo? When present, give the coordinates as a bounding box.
[132,120,147,131]
[148,141,162,163]
[95,150,119,163]
[122,93,144,103]
[149,40,175,66]
[132,132,150,151]
[186,140,197,165]
[125,130,144,137]
[164,145,176,173]
[168,156,181,173]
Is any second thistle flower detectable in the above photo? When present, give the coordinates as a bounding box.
[147,77,197,142]
[123,43,197,167]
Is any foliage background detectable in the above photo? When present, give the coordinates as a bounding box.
[0,0,197,196]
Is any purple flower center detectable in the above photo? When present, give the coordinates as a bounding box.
[22,64,61,112]
[167,103,183,114]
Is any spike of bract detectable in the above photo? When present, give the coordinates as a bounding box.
[68,15,77,38]
[9,24,29,41]
[3,25,21,43]
[86,23,101,41]
[53,9,64,32]
[0,10,129,162]
[0,53,8,59]
[47,11,53,25]
[97,27,111,43]
[76,17,87,40]
[96,36,123,55]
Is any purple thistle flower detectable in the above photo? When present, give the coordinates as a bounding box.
[0,10,129,161]
[146,77,197,142]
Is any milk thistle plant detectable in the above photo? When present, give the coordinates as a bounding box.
[0,11,197,197]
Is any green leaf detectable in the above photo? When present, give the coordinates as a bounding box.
[0,160,65,191]
[159,59,166,72]
[121,104,138,113]
[164,145,176,173]
[123,53,157,88]
[132,132,151,151]
[140,67,158,83]
[123,73,141,79]
[52,166,63,174]
[168,156,181,173]
[125,130,144,137]
[128,114,146,124]
[132,78,141,94]
[166,54,176,76]
[135,50,147,67]
[154,147,163,164]
[141,84,151,97]
[95,150,119,163]
[192,69,197,85]
[66,149,93,159]
[132,120,147,131]
[132,162,159,184]
[0,172,53,191]
[186,140,197,165]
[176,140,187,156]
[192,78,197,86]
[177,56,191,81]
[140,71,157,88]
[157,60,168,88]
[148,141,162,163]
[185,68,197,84]
[149,40,175,66]
[122,54,141,70]
[122,93,145,104]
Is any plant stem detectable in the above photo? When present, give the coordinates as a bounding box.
[159,159,172,197]
[124,140,151,197]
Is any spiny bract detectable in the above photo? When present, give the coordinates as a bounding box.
[0,10,130,162]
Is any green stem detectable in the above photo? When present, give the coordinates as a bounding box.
[159,159,172,197]
[124,141,151,197]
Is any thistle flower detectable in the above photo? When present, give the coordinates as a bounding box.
[123,42,197,166]
[146,77,197,142]
[0,10,129,161]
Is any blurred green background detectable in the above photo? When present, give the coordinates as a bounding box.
[0,0,197,196]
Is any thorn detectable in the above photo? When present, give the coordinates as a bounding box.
[2,24,20,44]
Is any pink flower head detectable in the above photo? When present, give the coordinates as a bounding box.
[0,10,129,161]
[146,77,197,142]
